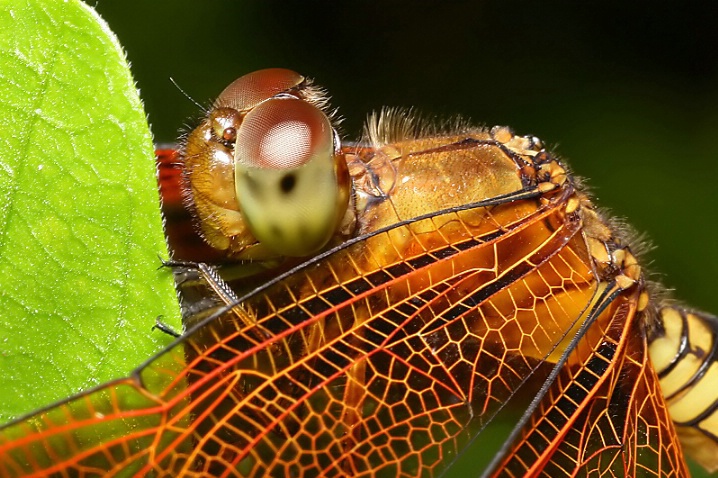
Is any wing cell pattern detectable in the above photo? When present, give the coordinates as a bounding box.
[0,137,691,477]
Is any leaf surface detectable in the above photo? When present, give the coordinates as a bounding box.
[0,0,181,422]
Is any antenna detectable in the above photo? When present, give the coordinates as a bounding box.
[170,77,205,111]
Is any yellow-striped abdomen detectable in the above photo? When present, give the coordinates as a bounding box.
[649,306,718,472]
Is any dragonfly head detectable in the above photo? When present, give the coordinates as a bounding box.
[183,69,351,260]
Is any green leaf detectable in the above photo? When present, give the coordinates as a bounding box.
[0,0,181,422]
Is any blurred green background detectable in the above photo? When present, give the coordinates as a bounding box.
[92,1,717,475]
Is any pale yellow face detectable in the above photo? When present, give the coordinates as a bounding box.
[233,97,348,257]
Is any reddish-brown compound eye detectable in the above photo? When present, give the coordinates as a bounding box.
[233,97,350,257]
[214,68,305,112]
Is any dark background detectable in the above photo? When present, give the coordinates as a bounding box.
[92,1,717,475]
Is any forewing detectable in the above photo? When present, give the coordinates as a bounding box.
[0,171,602,477]
[493,287,687,477]
[0,343,191,477]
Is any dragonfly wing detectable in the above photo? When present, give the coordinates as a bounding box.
[492,286,688,477]
[0,169,597,476]
[175,187,598,476]
[0,342,191,477]
[3,135,689,477]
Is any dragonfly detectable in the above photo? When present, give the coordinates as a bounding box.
[0,68,716,477]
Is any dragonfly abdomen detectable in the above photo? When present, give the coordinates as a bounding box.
[649,306,718,473]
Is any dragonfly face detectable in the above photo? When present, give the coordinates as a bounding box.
[2,69,717,477]
[182,68,351,260]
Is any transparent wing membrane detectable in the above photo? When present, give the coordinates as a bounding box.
[1,72,711,477]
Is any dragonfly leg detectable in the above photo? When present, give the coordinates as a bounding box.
[151,316,182,338]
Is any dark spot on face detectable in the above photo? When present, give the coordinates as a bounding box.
[270,224,283,239]
[280,173,296,194]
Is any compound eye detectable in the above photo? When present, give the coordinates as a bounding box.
[234,98,349,256]
[215,68,305,111]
